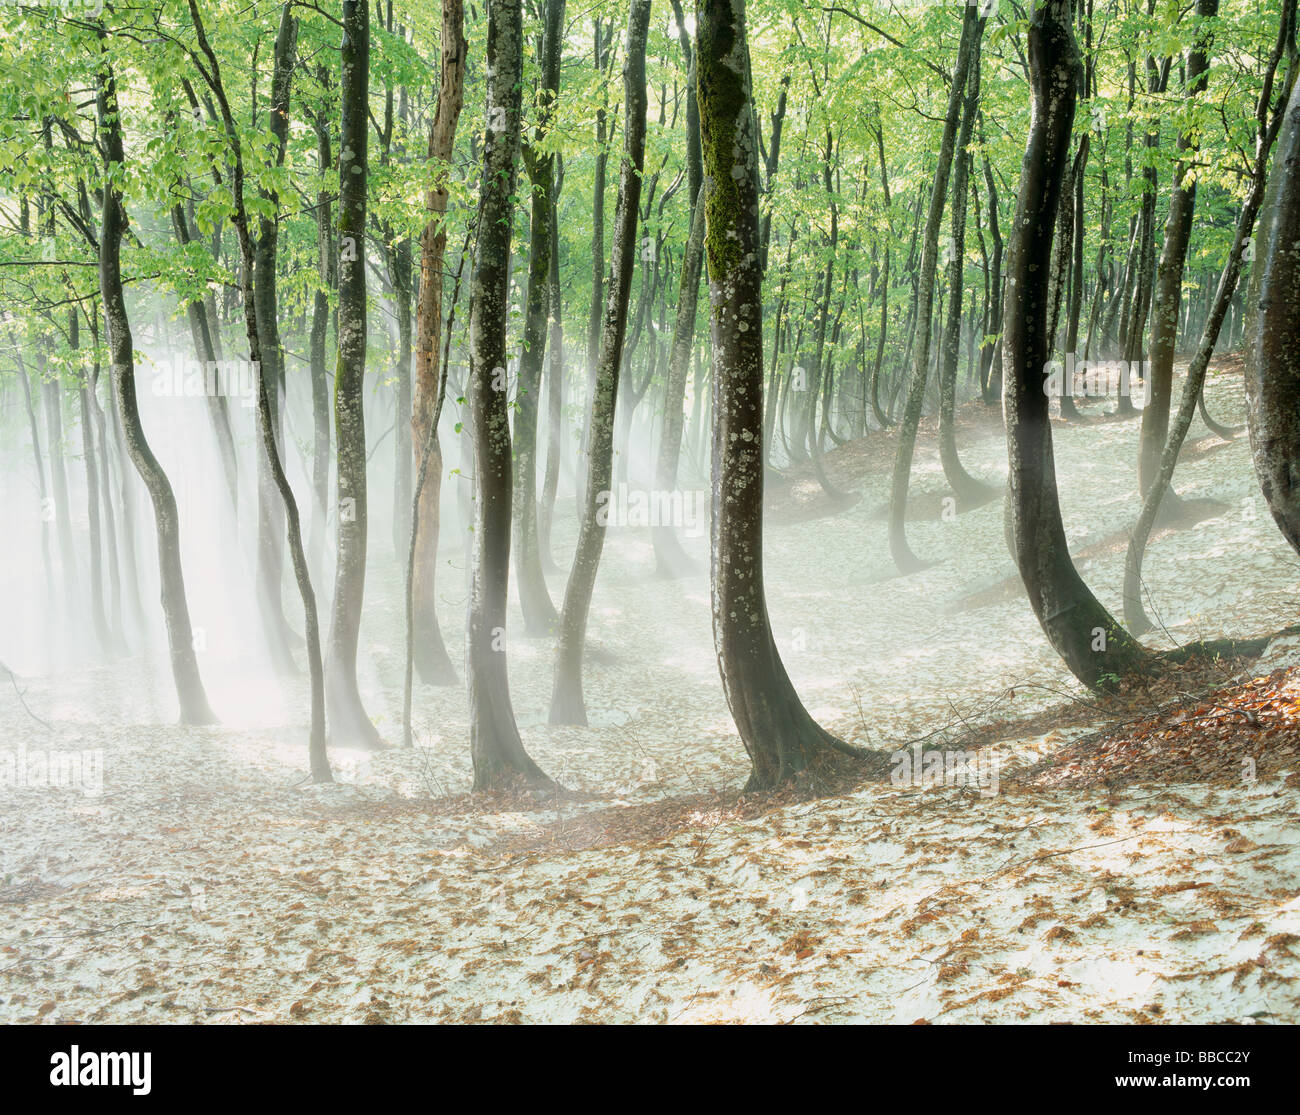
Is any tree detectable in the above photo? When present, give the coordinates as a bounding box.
[327,0,380,747]
[466,0,552,790]
[185,0,330,779]
[696,0,867,790]
[96,36,215,725]
[1002,0,1149,691]
[887,7,983,572]
[1138,0,1220,498]
[937,25,995,508]
[1244,71,1300,554]
[1125,0,1296,631]
[512,0,565,636]
[549,0,652,726]
[410,0,466,686]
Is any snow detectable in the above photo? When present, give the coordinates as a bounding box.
[1,366,1298,1023]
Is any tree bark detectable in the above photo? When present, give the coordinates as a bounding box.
[512,0,565,636]
[1003,0,1149,691]
[1244,73,1300,554]
[327,0,380,748]
[467,0,553,789]
[411,0,466,686]
[697,0,867,790]
[97,44,216,725]
[887,7,982,571]
[550,0,652,726]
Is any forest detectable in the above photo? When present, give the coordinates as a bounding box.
[0,0,1298,1027]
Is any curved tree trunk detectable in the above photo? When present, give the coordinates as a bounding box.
[887,7,982,572]
[97,46,216,725]
[1244,75,1300,554]
[1003,0,1148,691]
[938,31,996,508]
[550,0,652,726]
[1138,0,1220,497]
[696,0,867,791]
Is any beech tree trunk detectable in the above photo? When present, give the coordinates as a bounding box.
[188,0,330,778]
[538,185,564,572]
[410,0,465,686]
[938,30,995,508]
[651,186,705,578]
[97,45,216,725]
[308,83,335,582]
[1244,75,1300,554]
[512,0,565,636]
[550,0,652,726]
[887,7,982,572]
[327,0,380,748]
[252,6,300,675]
[1124,18,1291,630]
[1138,0,1219,496]
[697,0,867,790]
[1002,0,1148,691]
[467,0,552,790]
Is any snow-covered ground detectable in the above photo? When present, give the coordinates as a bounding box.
[2,365,1298,1023]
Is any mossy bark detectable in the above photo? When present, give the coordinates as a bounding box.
[697,0,868,790]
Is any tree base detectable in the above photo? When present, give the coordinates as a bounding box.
[326,688,384,750]
[743,737,881,795]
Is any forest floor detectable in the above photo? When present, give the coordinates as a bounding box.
[2,360,1298,1024]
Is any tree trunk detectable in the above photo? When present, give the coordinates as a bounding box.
[1003,0,1148,691]
[512,0,565,636]
[938,30,995,507]
[327,0,380,747]
[11,336,54,608]
[251,32,298,674]
[1124,37,1290,630]
[888,7,982,571]
[651,186,706,577]
[188,0,330,777]
[467,0,553,790]
[1244,73,1300,555]
[697,0,867,791]
[411,0,465,686]
[538,181,565,573]
[97,46,215,724]
[550,0,652,726]
[308,88,335,582]
[1138,0,1219,496]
